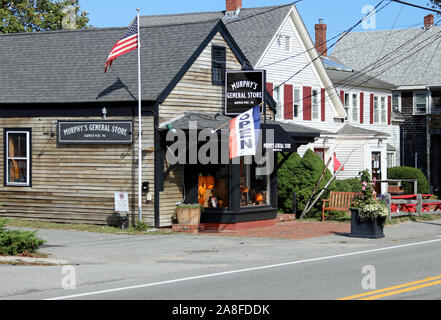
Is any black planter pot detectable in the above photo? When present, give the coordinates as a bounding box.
[350,208,385,239]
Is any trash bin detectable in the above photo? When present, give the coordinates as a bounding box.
[117,215,129,229]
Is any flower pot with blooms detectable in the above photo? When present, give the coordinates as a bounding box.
[350,170,387,238]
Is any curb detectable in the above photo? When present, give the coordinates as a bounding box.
[0,256,69,266]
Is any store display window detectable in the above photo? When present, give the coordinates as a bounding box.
[239,156,269,207]
[197,164,229,209]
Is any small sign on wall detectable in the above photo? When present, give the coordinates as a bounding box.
[114,192,129,212]
[58,120,133,144]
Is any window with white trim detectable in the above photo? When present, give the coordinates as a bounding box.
[5,129,31,186]
[373,96,380,123]
[352,93,359,123]
[387,152,395,168]
[312,89,319,120]
[380,96,387,123]
[344,93,350,119]
[293,87,301,118]
[273,85,282,118]
[392,92,401,112]
[414,92,427,114]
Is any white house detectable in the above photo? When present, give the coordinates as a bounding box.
[140,0,401,193]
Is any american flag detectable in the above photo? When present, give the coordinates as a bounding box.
[104,17,138,73]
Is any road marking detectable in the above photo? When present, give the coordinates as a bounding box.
[361,279,441,300]
[338,275,441,300]
[46,238,441,300]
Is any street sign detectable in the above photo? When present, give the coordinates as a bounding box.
[114,192,129,212]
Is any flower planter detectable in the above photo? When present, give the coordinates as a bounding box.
[350,208,385,239]
[176,206,201,225]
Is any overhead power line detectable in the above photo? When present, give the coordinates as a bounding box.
[390,0,441,14]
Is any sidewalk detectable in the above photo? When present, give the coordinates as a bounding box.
[198,220,351,239]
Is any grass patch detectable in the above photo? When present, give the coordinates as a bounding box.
[385,213,441,225]
[4,218,172,235]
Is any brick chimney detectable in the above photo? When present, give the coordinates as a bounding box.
[226,0,242,12]
[315,19,327,57]
[424,14,434,29]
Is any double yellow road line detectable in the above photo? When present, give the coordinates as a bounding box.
[338,275,441,300]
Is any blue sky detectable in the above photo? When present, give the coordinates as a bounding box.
[78,0,438,48]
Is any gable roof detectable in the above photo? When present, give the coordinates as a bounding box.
[140,5,293,67]
[323,57,396,90]
[0,19,247,104]
[330,26,441,87]
[337,124,389,137]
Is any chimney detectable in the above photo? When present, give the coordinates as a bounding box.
[226,0,242,12]
[424,14,434,29]
[315,19,327,57]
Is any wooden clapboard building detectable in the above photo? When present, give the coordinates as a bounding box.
[0,19,319,227]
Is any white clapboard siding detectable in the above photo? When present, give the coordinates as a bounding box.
[257,17,339,133]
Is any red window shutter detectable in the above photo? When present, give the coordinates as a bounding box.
[321,88,326,122]
[303,86,312,120]
[340,90,344,103]
[266,82,273,97]
[388,95,392,125]
[360,92,364,123]
[370,93,374,124]
[284,84,293,119]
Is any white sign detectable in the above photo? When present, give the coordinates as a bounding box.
[114,192,129,212]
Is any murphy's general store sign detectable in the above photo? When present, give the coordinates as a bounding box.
[58,120,133,144]
[225,70,265,115]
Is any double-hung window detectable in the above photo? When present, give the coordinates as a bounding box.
[352,93,359,122]
[5,129,31,187]
[212,46,226,85]
[414,92,427,114]
[312,89,319,120]
[293,87,301,118]
[374,96,380,123]
[380,96,387,123]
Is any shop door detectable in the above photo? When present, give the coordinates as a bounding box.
[371,152,381,195]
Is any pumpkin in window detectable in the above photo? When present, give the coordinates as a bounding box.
[255,192,264,204]
[206,175,215,189]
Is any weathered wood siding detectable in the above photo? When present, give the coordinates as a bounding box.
[158,32,256,225]
[0,115,155,225]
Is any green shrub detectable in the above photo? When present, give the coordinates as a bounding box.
[134,222,148,232]
[0,230,46,256]
[387,166,429,194]
[333,178,361,193]
[0,217,46,256]
[278,149,335,218]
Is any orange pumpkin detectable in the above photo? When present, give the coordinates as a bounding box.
[255,193,264,202]
[206,175,215,189]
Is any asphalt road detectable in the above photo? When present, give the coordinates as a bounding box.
[1,219,440,302]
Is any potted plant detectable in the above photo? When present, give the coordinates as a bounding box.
[350,170,388,238]
[175,203,202,225]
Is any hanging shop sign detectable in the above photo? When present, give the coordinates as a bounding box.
[225,70,265,115]
[261,124,296,152]
[57,120,133,144]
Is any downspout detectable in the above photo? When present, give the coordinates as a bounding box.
[143,104,161,228]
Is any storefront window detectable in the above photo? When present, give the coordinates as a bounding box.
[197,164,229,209]
[240,157,269,207]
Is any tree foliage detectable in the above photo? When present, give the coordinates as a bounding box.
[0,0,90,34]
[278,149,335,218]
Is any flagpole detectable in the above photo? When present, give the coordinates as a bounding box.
[137,8,143,223]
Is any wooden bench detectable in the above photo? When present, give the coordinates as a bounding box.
[322,191,357,222]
